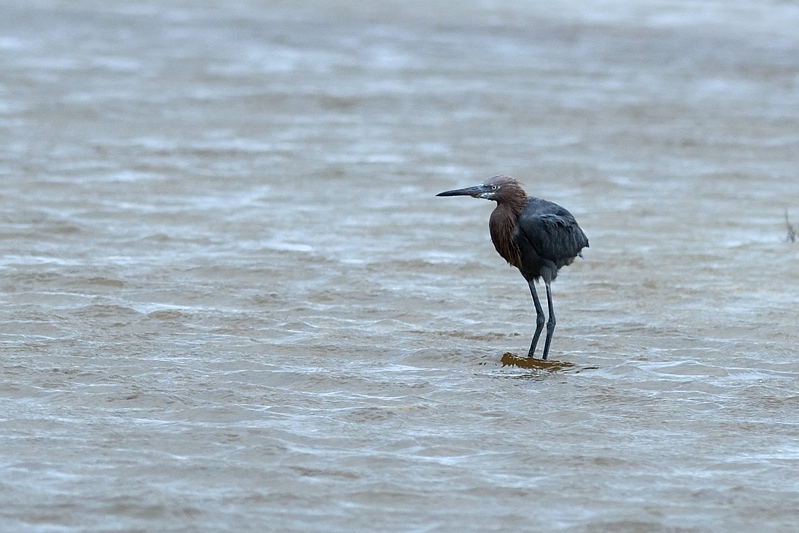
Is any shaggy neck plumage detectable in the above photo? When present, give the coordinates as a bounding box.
[488,187,527,268]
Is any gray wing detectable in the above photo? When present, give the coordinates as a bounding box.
[515,199,589,265]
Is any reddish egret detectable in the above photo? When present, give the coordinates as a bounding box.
[437,175,588,360]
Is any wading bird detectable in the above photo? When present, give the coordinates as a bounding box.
[437,175,588,360]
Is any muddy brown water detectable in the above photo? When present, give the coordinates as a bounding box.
[2,1,799,531]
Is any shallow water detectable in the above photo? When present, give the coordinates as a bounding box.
[2,1,799,531]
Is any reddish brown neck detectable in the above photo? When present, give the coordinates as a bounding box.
[488,192,526,267]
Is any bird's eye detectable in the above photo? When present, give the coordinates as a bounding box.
[491,185,499,191]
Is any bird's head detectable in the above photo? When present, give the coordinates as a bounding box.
[436,175,524,202]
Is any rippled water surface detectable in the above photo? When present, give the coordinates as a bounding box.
[2,1,799,531]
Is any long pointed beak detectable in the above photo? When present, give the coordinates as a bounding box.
[436,184,489,198]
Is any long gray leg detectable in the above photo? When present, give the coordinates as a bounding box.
[527,281,546,358]
[541,281,556,360]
